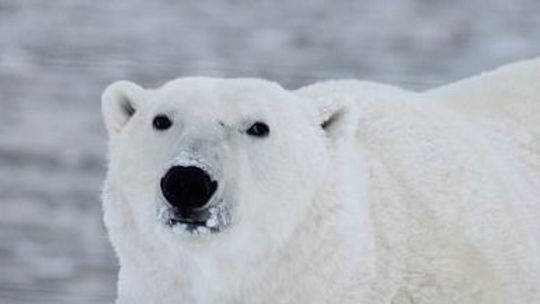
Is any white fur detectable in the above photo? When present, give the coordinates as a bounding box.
[102,58,540,303]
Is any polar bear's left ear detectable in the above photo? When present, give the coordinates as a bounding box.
[101,80,149,137]
[317,98,359,141]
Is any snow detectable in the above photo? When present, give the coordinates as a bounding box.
[1,1,540,302]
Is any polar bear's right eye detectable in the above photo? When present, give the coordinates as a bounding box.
[152,114,172,131]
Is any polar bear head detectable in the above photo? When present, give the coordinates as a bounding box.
[101,78,365,295]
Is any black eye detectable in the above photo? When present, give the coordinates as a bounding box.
[246,121,270,137]
[153,115,172,130]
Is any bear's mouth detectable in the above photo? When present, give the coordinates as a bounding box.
[157,153,231,235]
[159,201,231,235]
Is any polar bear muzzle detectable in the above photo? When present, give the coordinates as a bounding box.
[157,156,231,235]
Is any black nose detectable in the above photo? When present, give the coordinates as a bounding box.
[160,166,218,213]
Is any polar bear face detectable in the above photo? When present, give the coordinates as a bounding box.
[102,78,358,267]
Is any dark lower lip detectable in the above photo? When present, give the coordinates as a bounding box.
[166,216,222,234]
[158,196,231,234]
[173,208,211,222]
[167,217,206,226]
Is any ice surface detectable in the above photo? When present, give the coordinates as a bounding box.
[1,1,540,302]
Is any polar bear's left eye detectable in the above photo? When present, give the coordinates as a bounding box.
[246,121,270,138]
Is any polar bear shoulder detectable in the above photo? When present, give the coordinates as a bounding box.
[296,61,540,303]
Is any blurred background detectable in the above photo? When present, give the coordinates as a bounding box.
[1,1,539,303]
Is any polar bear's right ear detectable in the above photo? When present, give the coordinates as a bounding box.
[101,81,149,136]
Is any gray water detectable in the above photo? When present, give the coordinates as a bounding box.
[1,1,540,303]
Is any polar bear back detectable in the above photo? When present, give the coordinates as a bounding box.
[427,58,540,184]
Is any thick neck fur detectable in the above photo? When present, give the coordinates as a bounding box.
[108,143,374,304]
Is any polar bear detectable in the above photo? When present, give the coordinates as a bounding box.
[101,58,540,304]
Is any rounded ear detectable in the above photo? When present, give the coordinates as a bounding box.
[101,81,149,137]
[317,98,359,141]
